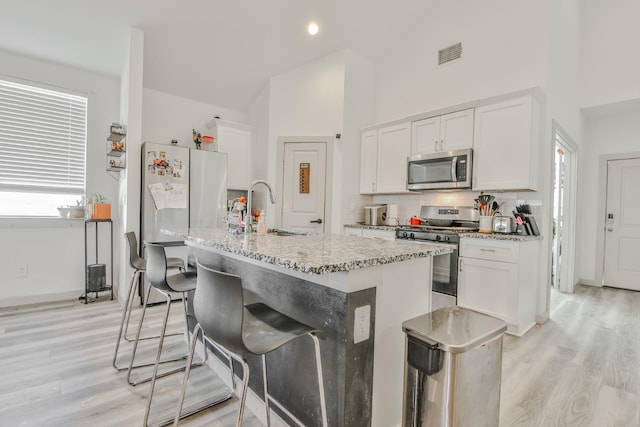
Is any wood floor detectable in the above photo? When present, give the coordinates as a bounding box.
[0,284,638,426]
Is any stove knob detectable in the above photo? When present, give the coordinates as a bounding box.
[409,233,415,239]
[402,232,408,238]
[435,235,441,241]
[444,236,450,242]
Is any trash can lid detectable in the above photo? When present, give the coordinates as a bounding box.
[402,306,507,353]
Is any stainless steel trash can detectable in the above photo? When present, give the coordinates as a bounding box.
[402,306,507,427]
[87,263,106,292]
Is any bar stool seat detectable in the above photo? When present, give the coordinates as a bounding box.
[173,263,328,427]
[112,232,186,371]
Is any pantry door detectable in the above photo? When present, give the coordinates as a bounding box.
[604,158,640,290]
[281,142,327,233]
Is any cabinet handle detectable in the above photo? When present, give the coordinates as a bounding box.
[480,248,496,252]
[459,259,463,272]
[434,140,438,152]
[440,139,444,152]
[372,182,375,192]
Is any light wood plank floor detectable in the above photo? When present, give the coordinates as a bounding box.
[0,285,639,426]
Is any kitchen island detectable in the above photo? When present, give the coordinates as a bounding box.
[164,228,452,427]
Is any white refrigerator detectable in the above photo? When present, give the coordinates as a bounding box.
[140,142,227,304]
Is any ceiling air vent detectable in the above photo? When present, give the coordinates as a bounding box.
[438,43,462,65]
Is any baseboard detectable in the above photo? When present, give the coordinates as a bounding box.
[0,290,81,308]
[578,279,601,287]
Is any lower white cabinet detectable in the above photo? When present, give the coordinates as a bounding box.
[343,227,396,241]
[458,237,539,336]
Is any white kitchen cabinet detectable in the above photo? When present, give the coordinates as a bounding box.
[343,227,396,240]
[360,130,379,193]
[360,122,411,194]
[472,95,540,191]
[344,227,363,237]
[211,119,254,190]
[457,237,539,336]
[362,228,396,241]
[411,109,474,155]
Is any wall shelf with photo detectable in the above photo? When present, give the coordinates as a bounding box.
[107,123,126,179]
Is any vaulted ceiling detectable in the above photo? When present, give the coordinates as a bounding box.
[1,0,433,112]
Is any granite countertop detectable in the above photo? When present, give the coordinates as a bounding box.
[458,232,543,242]
[163,228,453,275]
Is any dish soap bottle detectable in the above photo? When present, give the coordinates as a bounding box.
[257,209,267,236]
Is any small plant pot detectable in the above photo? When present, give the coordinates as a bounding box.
[92,203,111,220]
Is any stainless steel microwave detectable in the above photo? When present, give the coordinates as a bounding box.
[407,148,472,190]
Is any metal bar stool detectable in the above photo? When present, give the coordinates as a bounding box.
[132,242,209,427]
[112,232,186,371]
[173,263,328,427]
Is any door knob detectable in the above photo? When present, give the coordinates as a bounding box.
[607,228,613,232]
[310,218,323,224]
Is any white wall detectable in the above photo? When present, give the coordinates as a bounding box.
[341,51,376,226]
[374,0,550,122]
[581,0,640,109]
[142,88,248,148]
[577,106,640,285]
[0,50,120,306]
[267,50,346,232]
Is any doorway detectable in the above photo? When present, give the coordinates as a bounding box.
[603,157,640,290]
[276,137,332,234]
[551,124,578,293]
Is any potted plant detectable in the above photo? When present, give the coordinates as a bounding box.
[89,192,111,220]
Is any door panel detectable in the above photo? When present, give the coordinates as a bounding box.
[604,158,640,290]
[282,142,327,233]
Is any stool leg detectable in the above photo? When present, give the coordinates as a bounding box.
[144,293,173,427]
[172,323,202,426]
[127,283,153,385]
[311,334,328,427]
[123,270,143,341]
[113,269,140,370]
[262,354,271,426]
[237,358,250,427]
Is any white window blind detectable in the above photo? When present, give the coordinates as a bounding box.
[0,79,87,195]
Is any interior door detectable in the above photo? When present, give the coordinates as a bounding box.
[281,142,327,233]
[604,158,640,290]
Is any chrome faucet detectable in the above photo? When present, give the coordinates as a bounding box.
[246,180,276,235]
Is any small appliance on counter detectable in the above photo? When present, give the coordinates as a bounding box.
[383,203,399,226]
[493,216,515,234]
[364,204,387,226]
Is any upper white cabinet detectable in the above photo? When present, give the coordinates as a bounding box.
[411,109,474,155]
[472,95,540,191]
[360,122,411,194]
[211,119,254,190]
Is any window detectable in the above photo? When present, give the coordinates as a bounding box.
[0,78,87,217]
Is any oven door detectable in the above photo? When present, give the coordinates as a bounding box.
[401,239,458,296]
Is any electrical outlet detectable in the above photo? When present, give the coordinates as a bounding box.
[16,264,28,278]
[353,305,371,344]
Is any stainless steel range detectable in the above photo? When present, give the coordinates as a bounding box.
[396,206,479,310]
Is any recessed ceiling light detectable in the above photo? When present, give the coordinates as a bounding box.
[308,22,319,36]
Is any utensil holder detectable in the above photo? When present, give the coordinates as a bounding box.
[479,216,493,233]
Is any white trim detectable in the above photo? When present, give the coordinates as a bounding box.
[551,121,579,294]
[275,136,335,234]
[0,290,80,308]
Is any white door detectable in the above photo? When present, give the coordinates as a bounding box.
[281,142,327,233]
[604,158,640,290]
